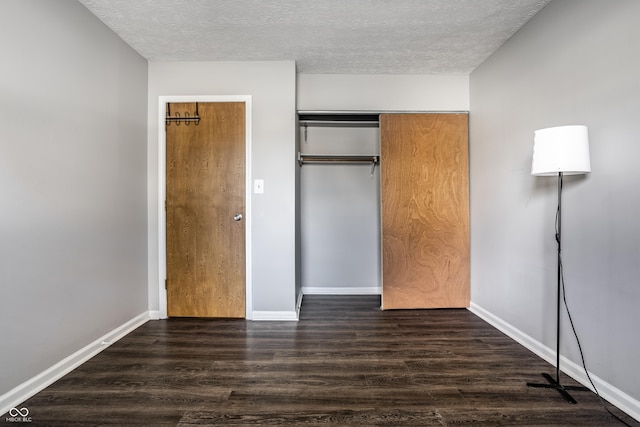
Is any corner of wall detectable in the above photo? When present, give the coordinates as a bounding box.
[0,312,151,417]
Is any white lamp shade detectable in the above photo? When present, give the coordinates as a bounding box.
[531,125,591,176]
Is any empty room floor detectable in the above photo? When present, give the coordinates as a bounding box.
[11,295,636,426]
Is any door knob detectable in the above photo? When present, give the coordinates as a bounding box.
[233,213,243,221]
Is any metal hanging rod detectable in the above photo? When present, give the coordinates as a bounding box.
[166,102,200,126]
[298,153,379,176]
[298,153,379,165]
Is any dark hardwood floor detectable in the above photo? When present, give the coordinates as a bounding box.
[7,295,637,426]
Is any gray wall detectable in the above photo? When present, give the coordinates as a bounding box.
[0,0,148,395]
[470,0,640,402]
[297,74,469,111]
[147,61,297,316]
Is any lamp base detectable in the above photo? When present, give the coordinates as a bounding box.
[527,373,590,404]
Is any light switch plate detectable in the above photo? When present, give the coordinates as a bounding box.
[254,179,264,194]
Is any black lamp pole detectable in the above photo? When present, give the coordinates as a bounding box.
[526,172,589,403]
[555,172,563,386]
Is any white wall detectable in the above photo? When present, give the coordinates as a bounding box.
[470,0,640,409]
[147,61,298,317]
[0,0,148,396]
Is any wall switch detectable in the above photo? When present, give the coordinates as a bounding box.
[254,179,264,194]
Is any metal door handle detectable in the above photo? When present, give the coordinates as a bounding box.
[233,213,243,221]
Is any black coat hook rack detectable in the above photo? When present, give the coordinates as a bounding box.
[166,102,200,126]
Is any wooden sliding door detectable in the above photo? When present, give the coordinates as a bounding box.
[380,113,469,309]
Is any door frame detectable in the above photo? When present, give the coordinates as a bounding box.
[157,95,253,319]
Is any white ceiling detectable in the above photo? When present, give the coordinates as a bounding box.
[79,0,550,74]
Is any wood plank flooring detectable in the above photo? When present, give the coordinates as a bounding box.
[9,295,637,426]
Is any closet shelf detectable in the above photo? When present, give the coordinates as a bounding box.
[298,112,380,127]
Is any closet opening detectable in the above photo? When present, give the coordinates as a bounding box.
[298,111,382,298]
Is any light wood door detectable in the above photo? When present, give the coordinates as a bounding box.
[380,113,469,309]
[166,102,245,318]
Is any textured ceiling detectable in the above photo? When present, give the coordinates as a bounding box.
[79,0,550,74]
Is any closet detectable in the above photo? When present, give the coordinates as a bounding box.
[299,113,381,295]
[298,112,469,309]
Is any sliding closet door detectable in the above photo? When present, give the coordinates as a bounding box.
[380,113,469,309]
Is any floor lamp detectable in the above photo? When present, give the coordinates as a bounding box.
[527,125,591,404]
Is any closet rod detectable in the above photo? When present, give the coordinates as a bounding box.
[298,153,379,166]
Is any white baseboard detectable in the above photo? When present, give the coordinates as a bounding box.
[251,310,299,321]
[302,286,381,295]
[0,312,150,417]
[469,302,640,422]
[148,310,164,320]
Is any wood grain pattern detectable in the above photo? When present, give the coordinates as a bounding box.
[166,102,245,318]
[14,296,632,426]
[380,113,470,309]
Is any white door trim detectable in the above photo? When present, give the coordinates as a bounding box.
[157,95,253,319]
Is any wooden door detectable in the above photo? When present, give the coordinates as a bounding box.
[380,113,469,309]
[165,102,245,317]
